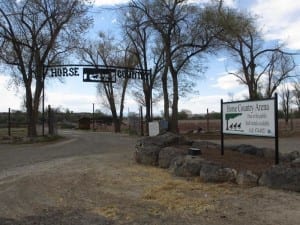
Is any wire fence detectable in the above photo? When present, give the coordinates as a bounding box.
[0,106,57,137]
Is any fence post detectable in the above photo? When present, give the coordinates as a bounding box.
[221,99,224,156]
[274,93,279,165]
[206,108,210,133]
[48,105,54,135]
[92,103,95,131]
[140,106,144,136]
[8,108,11,136]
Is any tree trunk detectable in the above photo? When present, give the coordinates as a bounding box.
[26,108,38,137]
[113,118,121,133]
[103,83,122,133]
[119,78,129,133]
[170,71,179,133]
[143,84,152,136]
[25,84,38,137]
[162,65,169,120]
[111,103,121,133]
[110,99,121,133]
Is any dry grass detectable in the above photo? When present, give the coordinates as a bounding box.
[142,179,234,214]
[91,205,119,220]
[0,128,27,137]
[122,165,235,215]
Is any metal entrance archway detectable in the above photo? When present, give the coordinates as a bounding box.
[42,64,151,135]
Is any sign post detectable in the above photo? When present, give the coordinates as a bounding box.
[220,100,224,155]
[221,96,279,164]
[274,93,279,164]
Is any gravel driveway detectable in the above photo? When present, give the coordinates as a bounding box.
[0,130,135,171]
[0,130,299,225]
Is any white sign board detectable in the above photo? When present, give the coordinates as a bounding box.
[148,121,160,136]
[222,99,275,137]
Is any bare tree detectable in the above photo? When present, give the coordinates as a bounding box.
[121,4,164,134]
[0,0,91,137]
[208,2,297,100]
[292,78,300,112]
[280,83,292,126]
[129,0,218,133]
[265,51,296,98]
[80,33,137,132]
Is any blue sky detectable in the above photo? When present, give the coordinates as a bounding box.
[1,0,300,115]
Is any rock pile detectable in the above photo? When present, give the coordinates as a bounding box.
[134,133,300,192]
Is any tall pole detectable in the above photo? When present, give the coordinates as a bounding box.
[140,106,144,136]
[150,69,153,121]
[221,99,224,155]
[206,108,209,133]
[8,108,11,137]
[92,103,95,131]
[274,93,279,164]
[42,67,45,136]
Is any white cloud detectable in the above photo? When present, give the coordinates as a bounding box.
[0,74,24,112]
[179,95,228,114]
[213,74,241,90]
[230,89,249,101]
[45,91,97,112]
[217,57,227,62]
[251,0,300,50]
[189,0,236,7]
[94,0,236,7]
[93,0,128,6]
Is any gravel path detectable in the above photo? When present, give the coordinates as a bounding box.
[0,130,299,225]
[205,137,300,154]
[0,130,136,171]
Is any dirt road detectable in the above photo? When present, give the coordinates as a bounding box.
[0,130,299,225]
[206,137,300,154]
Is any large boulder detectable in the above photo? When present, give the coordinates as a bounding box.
[281,151,300,162]
[236,170,259,187]
[136,132,185,149]
[291,158,300,168]
[158,147,187,168]
[261,148,275,158]
[200,163,237,183]
[259,165,300,192]
[232,144,264,157]
[171,155,205,177]
[135,132,187,166]
[191,141,219,149]
[134,145,161,166]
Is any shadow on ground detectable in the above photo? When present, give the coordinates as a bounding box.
[0,208,112,225]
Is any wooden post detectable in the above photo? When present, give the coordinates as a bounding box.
[92,103,95,131]
[8,108,11,136]
[206,108,209,133]
[140,106,144,136]
[48,105,54,135]
[42,70,45,136]
[274,93,279,164]
[221,99,224,156]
